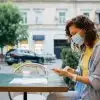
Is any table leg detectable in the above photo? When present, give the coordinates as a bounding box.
[23,92,27,100]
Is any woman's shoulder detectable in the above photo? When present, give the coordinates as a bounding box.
[89,40,100,72]
[91,40,100,59]
[93,40,100,51]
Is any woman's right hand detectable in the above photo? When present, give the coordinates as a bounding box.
[63,66,76,74]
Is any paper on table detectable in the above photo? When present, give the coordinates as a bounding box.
[10,78,48,84]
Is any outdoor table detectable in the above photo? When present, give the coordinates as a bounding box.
[0,73,68,100]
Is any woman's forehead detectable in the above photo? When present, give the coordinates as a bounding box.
[69,25,81,35]
[69,25,78,30]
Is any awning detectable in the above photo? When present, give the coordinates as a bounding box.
[33,35,45,40]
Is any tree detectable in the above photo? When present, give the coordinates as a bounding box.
[16,25,28,47]
[0,3,28,53]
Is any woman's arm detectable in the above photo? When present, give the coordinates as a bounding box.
[76,76,90,84]
[52,68,90,85]
[68,72,90,85]
[60,70,90,85]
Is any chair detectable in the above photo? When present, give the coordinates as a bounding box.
[9,63,47,100]
[47,91,80,100]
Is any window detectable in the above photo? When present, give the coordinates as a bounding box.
[83,12,89,17]
[33,9,44,24]
[21,12,27,24]
[80,9,92,18]
[56,9,67,24]
[95,13,100,24]
[59,12,66,24]
[34,41,44,54]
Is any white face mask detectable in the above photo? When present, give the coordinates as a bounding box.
[71,32,84,47]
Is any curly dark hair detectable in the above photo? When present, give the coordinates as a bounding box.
[65,15,97,48]
[84,29,98,48]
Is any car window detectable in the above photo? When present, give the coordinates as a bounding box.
[6,49,15,54]
[24,50,30,54]
[6,49,16,56]
[20,50,24,53]
[30,51,36,56]
[24,50,26,53]
[27,50,30,53]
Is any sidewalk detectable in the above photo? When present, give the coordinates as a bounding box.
[0,63,13,73]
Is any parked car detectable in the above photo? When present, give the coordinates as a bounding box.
[5,48,44,65]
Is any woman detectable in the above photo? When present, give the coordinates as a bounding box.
[47,16,100,100]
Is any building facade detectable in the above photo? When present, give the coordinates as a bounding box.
[2,0,100,58]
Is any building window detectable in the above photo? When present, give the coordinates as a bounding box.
[83,12,89,17]
[33,9,44,24]
[20,40,29,49]
[21,12,27,24]
[95,13,100,24]
[56,9,67,24]
[34,41,44,54]
[59,12,66,24]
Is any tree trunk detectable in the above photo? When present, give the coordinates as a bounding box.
[0,47,4,62]
[1,47,3,54]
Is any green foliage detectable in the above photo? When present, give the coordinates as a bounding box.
[16,25,28,41]
[0,3,28,51]
[61,48,80,69]
[61,47,80,90]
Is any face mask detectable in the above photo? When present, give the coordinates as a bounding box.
[71,32,84,47]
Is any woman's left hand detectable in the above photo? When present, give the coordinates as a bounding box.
[52,68,73,78]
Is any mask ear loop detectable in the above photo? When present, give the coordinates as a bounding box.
[73,43,76,51]
[71,40,79,51]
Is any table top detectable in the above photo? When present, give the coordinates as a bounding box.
[0,73,68,92]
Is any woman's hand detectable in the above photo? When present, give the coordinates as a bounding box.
[63,66,76,74]
[52,68,73,78]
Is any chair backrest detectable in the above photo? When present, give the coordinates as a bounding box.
[9,63,47,100]
[14,63,46,77]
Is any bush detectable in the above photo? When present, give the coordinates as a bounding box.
[61,47,80,90]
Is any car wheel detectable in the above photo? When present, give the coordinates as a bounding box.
[18,59,23,63]
[7,62,13,65]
